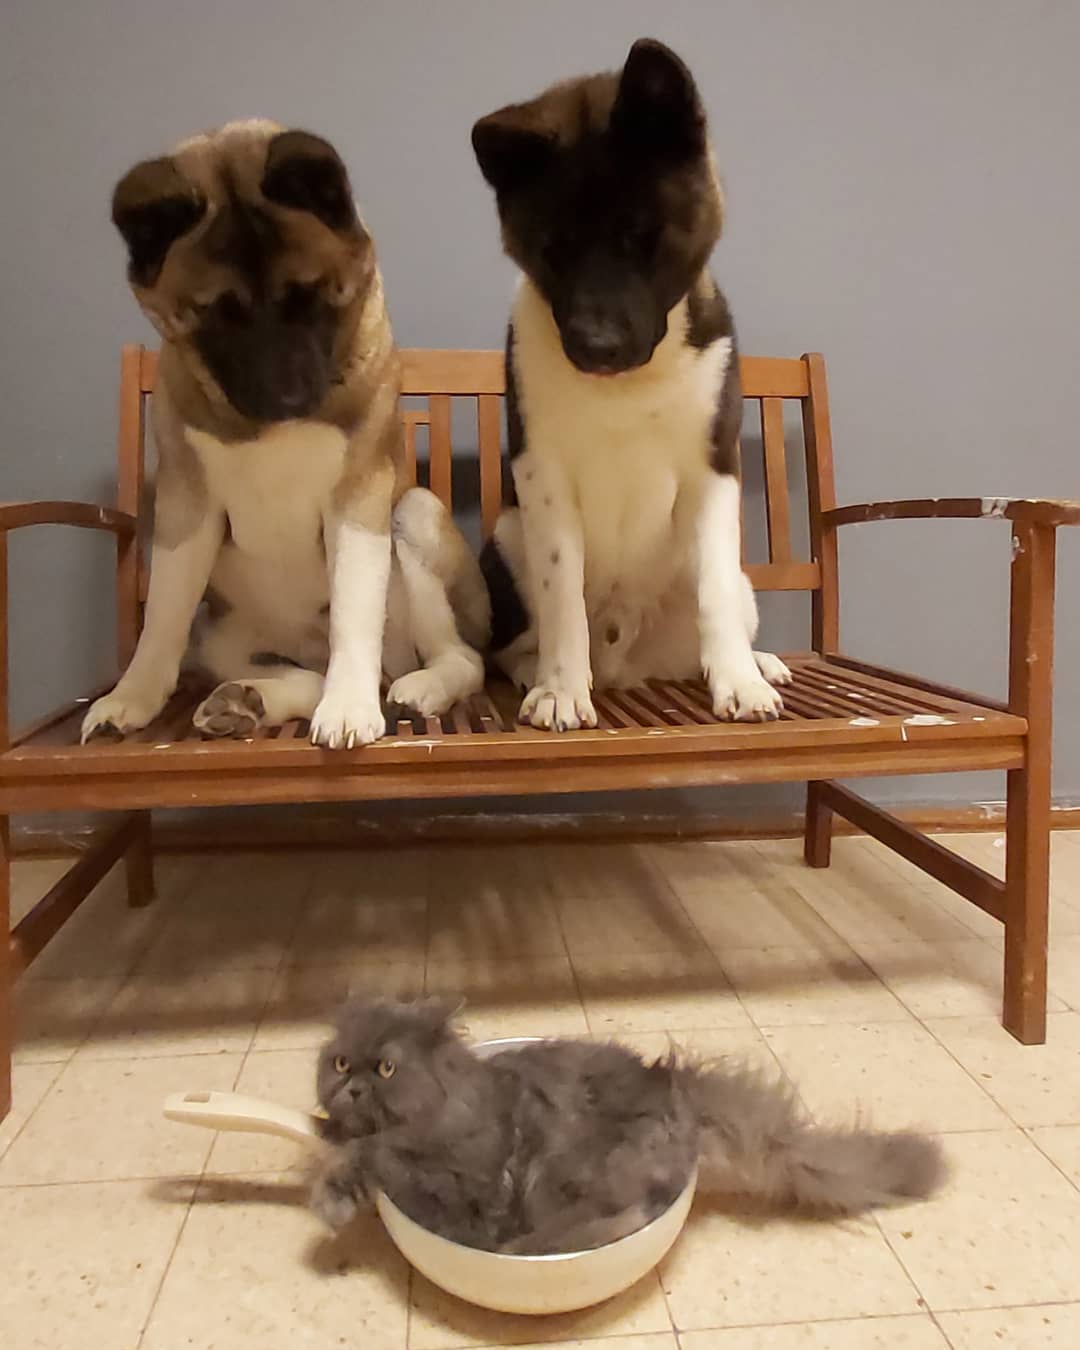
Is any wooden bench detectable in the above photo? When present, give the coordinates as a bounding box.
[2,345,1077,1118]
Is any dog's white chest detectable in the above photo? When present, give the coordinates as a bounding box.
[186,421,347,554]
[514,288,731,608]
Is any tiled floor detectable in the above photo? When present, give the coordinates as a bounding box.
[3,830,1080,1349]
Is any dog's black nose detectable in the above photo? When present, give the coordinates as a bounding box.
[562,317,627,374]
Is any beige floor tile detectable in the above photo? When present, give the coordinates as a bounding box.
[547,846,703,958]
[179,851,318,906]
[0,1178,192,1350]
[574,949,751,1035]
[288,850,428,966]
[205,1049,320,1176]
[717,946,911,1027]
[1048,934,1080,1010]
[425,955,589,1041]
[75,966,276,1060]
[857,938,1066,1019]
[408,1269,672,1349]
[252,958,424,1051]
[652,841,847,952]
[925,1013,1080,1127]
[136,897,301,974]
[0,1061,62,1159]
[751,839,977,948]
[660,1201,918,1329]
[14,975,125,1063]
[0,1052,241,1184]
[938,1302,1080,1348]
[936,833,1080,936]
[16,862,169,980]
[845,836,1006,942]
[473,1339,676,1350]
[1028,1124,1080,1189]
[428,847,566,960]
[680,1315,949,1348]
[10,857,76,919]
[876,1129,1080,1309]
[762,1021,1009,1131]
[141,1176,408,1350]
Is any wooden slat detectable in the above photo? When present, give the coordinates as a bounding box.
[825,497,1080,529]
[744,562,821,591]
[477,394,503,538]
[0,501,136,536]
[139,347,811,402]
[802,353,839,651]
[761,398,793,564]
[400,350,505,396]
[427,395,453,509]
[827,655,1010,715]
[116,344,145,667]
[401,410,427,484]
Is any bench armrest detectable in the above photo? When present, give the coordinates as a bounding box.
[0,500,137,537]
[823,497,1080,529]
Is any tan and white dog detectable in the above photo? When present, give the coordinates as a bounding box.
[83,121,488,748]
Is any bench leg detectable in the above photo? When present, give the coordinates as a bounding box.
[124,811,155,909]
[1,814,11,1121]
[804,781,833,868]
[1002,761,1050,1044]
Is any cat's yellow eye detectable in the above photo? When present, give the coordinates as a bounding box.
[376,1058,396,1080]
[333,1055,350,1075]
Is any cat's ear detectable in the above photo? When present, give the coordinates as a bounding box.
[412,995,465,1037]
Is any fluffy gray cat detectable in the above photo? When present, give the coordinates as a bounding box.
[311,997,946,1254]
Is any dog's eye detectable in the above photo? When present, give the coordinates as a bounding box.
[278,282,320,322]
[332,1055,350,1075]
[215,292,250,325]
[376,1058,396,1080]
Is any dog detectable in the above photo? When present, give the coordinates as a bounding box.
[82,120,488,748]
[471,39,791,731]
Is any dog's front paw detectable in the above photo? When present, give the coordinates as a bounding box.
[387,668,453,718]
[193,681,266,738]
[81,683,169,742]
[310,682,385,749]
[310,1174,361,1231]
[707,666,784,722]
[519,683,598,732]
[754,650,793,687]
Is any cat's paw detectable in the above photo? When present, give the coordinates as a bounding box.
[310,1174,360,1231]
[519,682,597,732]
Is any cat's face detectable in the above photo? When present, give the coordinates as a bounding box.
[316,998,462,1136]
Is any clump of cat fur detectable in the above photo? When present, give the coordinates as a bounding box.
[311,997,947,1254]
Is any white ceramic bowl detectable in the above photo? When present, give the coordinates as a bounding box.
[374,1037,697,1315]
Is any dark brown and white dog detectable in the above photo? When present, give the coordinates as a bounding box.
[472,41,790,731]
[82,120,488,748]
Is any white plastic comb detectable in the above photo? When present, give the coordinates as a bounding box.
[163,1089,328,1152]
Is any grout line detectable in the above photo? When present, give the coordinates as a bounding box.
[1022,1125,1080,1198]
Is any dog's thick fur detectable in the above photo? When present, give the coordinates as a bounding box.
[83,121,488,747]
[472,41,790,731]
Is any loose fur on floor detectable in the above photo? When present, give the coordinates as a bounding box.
[311,998,948,1254]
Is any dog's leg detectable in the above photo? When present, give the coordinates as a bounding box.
[696,472,783,721]
[384,489,486,716]
[310,508,391,749]
[82,512,223,740]
[740,574,792,686]
[513,453,596,731]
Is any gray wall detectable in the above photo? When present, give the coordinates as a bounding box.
[2,0,1078,816]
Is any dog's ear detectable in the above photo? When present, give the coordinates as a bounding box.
[472,108,556,192]
[262,130,358,233]
[613,38,706,160]
[112,157,206,288]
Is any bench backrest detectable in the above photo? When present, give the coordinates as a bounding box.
[116,346,839,661]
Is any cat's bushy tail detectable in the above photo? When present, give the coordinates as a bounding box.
[677,1059,947,1214]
